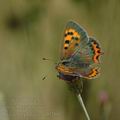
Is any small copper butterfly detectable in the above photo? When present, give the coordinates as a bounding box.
[56,21,103,81]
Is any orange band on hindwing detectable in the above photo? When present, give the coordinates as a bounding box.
[88,68,99,78]
[91,40,102,63]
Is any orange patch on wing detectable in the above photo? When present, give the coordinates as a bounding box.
[88,68,99,78]
[64,44,69,47]
[64,43,77,56]
[70,40,77,47]
[73,31,80,38]
[77,35,81,39]
[65,35,72,41]
[65,30,68,34]
[63,29,81,58]
[68,29,75,33]
[92,43,102,63]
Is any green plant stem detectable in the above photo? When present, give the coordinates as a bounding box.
[77,93,91,120]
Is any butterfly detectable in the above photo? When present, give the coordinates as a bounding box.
[56,21,103,81]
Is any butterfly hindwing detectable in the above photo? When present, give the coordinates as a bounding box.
[61,21,89,60]
[64,37,102,79]
[89,37,102,64]
[77,67,100,79]
[57,63,100,79]
[68,37,102,67]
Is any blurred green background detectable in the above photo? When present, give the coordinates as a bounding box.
[0,0,120,120]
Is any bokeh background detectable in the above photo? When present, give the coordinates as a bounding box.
[0,0,120,120]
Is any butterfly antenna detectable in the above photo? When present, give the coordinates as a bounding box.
[41,58,57,81]
[42,58,49,60]
[42,58,57,65]
[42,76,47,80]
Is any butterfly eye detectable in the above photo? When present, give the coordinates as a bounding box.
[62,61,69,65]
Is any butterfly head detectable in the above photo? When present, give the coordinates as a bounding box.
[56,61,79,81]
[56,60,69,73]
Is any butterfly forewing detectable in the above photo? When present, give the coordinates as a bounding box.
[61,21,89,60]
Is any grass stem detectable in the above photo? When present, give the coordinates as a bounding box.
[77,93,91,120]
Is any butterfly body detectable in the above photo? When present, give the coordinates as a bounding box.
[56,21,103,81]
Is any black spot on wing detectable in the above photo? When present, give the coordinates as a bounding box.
[65,32,73,37]
[97,50,101,53]
[75,37,79,40]
[72,36,79,41]
[68,32,73,35]
[65,34,67,37]
[64,47,68,49]
[65,40,70,44]
[75,43,79,46]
